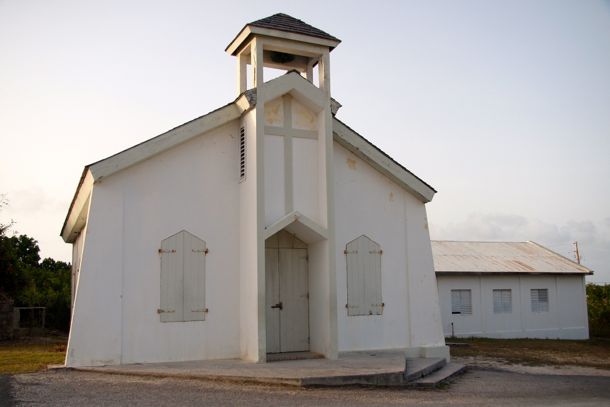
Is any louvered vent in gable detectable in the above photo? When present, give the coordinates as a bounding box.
[239,126,246,182]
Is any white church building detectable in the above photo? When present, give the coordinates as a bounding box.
[61,13,448,367]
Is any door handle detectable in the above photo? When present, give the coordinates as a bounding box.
[271,302,283,310]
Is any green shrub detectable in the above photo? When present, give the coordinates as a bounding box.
[587,283,610,338]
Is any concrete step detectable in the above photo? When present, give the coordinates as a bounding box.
[267,352,324,362]
[279,357,450,387]
[409,362,466,388]
[404,357,446,382]
[301,371,406,387]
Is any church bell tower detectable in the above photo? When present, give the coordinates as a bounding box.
[226,14,341,362]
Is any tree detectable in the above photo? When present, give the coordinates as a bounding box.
[587,283,610,338]
[0,194,14,236]
[0,195,18,297]
[0,196,72,331]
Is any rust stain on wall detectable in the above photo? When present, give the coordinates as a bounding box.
[346,157,357,170]
[264,99,283,126]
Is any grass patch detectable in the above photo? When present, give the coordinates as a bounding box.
[449,338,610,369]
[0,338,67,374]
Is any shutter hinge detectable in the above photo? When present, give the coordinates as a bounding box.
[192,248,209,255]
[158,249,176,254]
[157,308,175,314]
[344,250,358,255]
[191,308,209,313]
[369,250,383,255]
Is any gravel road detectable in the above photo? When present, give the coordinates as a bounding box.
[2,367,610,407]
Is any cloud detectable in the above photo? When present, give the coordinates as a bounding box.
[430,212,610,283]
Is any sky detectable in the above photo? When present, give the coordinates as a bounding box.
[1,0,609,282]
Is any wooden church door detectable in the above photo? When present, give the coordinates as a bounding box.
[266,231,309,353]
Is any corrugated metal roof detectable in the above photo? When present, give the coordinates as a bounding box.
[431,241,592,275]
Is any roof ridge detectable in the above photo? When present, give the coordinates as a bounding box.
[431,240,530,244]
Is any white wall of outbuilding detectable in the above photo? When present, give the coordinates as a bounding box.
[437,274,589,339]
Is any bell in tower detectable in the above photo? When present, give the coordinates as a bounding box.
[226,13,341,95]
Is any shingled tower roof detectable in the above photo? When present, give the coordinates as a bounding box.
[248,13,340,42]
[226,13,341,55]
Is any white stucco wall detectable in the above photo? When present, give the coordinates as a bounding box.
[66,121,242,366]
[70,223,87,309]
[264,134,285,224]
[334,144,446,355]
[240,109,263,361]
[437,274,589,339]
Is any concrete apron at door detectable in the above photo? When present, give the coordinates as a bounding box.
[65,350,465,388]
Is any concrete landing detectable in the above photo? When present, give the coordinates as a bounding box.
[68,351,463,388]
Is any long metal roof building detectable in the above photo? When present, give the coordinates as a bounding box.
[431,241,593,275]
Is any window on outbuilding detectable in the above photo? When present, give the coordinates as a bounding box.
[451,289,472,315]
[493,289,512,314]
[345,235,383,316]
[159,230,207,322]
[530,288,549,313]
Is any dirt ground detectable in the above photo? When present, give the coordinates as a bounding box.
[2,368,609,407]
[448,338,610,370]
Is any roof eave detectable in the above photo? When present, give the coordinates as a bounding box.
[435,271,593,276]
[61,99,248,243]
[226,25,341,56]
[332,118,436,203]
[88,102,242,182]
[60,168,94,243]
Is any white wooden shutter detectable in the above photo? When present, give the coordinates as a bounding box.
[451,289,472,315]
[346,235,383,316]
[159,233,184,322]
[183,232,206,321]
[493,289,512,314]
[531,288,549,312]
[363,237,382,315]
[346,238,364,316]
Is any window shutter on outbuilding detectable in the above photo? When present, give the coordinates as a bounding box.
[451,289,472,315]
[531,288,549,313]
[346,235,383,316]
[493,289,512,314]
